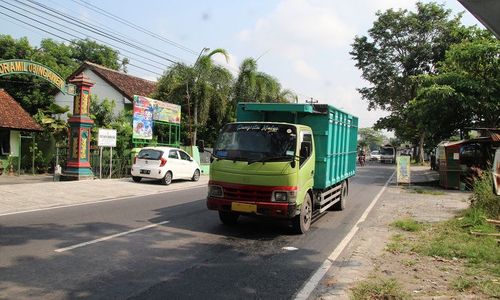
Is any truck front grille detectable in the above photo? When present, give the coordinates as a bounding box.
[223,186,272,202]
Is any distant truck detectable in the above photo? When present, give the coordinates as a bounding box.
[202,103,358,233]
[379,145,396,164]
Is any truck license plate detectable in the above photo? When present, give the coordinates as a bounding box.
[231,202,256,213]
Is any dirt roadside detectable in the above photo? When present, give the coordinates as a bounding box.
[313,166,474,300]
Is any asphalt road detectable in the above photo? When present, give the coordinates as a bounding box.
[0,163,394,300]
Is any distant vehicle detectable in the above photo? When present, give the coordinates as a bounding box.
[131,146,201,185]
[370,150,381,161]
[380,145,396,164]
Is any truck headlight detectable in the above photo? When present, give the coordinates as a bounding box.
[272,191,297,202]
[208,185,224,198]
[273,191,288,202]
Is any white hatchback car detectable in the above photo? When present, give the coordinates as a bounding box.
[131,147,201,185]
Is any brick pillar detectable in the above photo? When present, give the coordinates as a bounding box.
[63,73,94,179]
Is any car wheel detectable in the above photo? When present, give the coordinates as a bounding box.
[191,169,200,181]
[161,171,172,185]
[132,176,141,183]
[292,193,312,234]
[219,211,239,225]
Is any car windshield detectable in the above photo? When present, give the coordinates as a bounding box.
[138,149,163,160]
[214,123,297,162]
[380,147,394,155]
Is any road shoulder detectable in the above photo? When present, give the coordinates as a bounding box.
[314,166,470,299]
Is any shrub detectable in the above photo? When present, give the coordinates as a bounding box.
[470,172,500,219]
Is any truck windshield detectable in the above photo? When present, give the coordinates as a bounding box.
[214,123,297,162]
[380,147,394,155]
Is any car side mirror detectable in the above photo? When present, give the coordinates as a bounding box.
[197,140,205,153]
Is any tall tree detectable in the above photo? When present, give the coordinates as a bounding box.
[358,127,385,151]
[350,2,467,161]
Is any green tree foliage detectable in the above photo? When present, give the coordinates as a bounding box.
[350,2,467,161]
[358,127,385,150]
[234,58,295,104]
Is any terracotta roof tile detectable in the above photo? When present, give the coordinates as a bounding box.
[70,61,157,100]
[0,89,42,131]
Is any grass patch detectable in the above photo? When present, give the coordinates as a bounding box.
[401,259,417,267]
[405,187,445,195]
[469,172,500,218]
[391,218,424,232]
[351,278,410,300]
[452,276,474,292]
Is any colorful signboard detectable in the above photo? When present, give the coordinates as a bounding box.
[132,95,181,140]
[397,156,411,184]
[0,59,76,95]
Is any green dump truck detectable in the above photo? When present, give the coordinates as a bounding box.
[204,103,358,233]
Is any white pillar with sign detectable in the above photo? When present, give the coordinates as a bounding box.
[97,128,117,179]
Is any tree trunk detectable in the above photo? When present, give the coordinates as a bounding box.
[418,134,425,164]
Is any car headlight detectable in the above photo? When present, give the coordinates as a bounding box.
[208,185,224,198]
[272,191,297,202]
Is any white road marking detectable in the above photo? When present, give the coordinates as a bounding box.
[282,246,299,251]
[0,184,206,217]
[54,221,170,253]
[294,171,396,300]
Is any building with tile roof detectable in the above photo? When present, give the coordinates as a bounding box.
[0,89,42,173]
[55,61,157,119]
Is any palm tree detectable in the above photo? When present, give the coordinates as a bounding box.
[153,49,233,146]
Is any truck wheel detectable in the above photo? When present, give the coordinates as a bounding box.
[292,193,312,234]
[160,171,172,185]
[132,176,141,183]
[219,211,239,225]
[332,180,347,211]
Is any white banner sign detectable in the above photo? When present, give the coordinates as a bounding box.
[98,128,117,147]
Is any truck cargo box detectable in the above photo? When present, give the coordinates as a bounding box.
[237,103,358,189]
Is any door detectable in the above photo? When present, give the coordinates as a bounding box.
[297,130,315,206]
[167,149,181,179]
[178,150,195,178]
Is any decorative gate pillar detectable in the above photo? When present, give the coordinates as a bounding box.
[63,73,94,179]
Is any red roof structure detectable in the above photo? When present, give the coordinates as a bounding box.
[0,89,42,131]
[68,61,157,100]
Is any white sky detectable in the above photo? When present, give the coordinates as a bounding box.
[0,0,484,131]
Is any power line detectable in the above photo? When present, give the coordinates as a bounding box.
[0,2,171,77]
[3,0,178,66]
[70,0,198,56]
[0,9,164,78]
[21,0,187,63]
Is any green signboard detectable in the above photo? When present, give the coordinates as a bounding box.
[0,59,76,95]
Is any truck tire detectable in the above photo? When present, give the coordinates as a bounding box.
[219,211,239,225]
[292,193,312,234]
[332,180,347,211]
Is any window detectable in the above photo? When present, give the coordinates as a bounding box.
[0,129,11,155]
[138,149,163,160]
[179,151,191,161]
[300,132,313,167]
[168,150,179,159]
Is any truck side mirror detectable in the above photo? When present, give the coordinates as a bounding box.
[197,140,205,153]
[300,141,311,158]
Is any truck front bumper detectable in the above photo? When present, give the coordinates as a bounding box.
[207,197,297,219]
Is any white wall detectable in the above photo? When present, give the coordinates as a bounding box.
[54,69,130,120]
